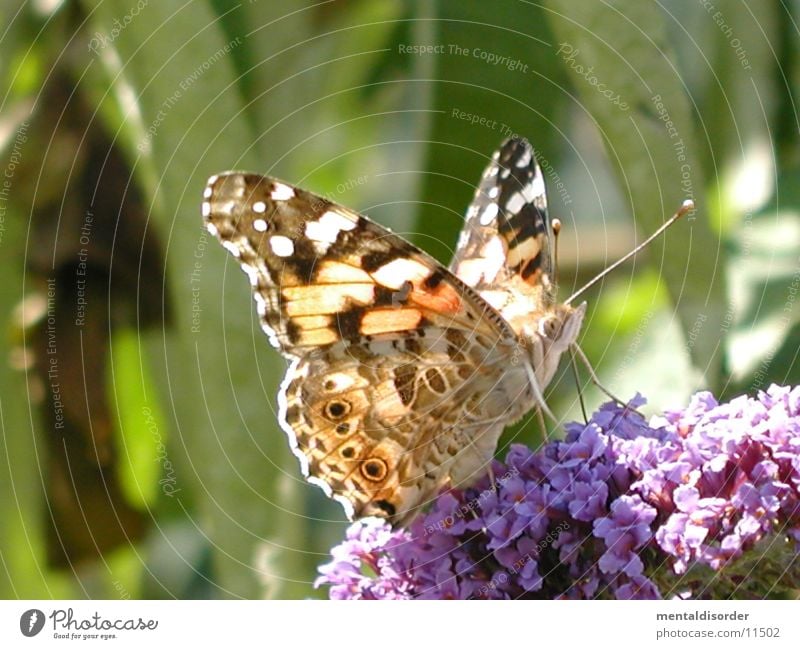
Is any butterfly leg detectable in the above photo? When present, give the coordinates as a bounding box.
[570,343,644,416]
[522,358,557,423]
[486,462,497,491]
[535,406,549,443]
[569,349,589,424]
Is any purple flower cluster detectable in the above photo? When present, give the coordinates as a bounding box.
[648,386,800,573]
[315,520,414,599]
[316,385,800,599]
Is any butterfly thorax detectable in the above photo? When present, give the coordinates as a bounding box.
[485,301,587,426]
[522,301,586,403]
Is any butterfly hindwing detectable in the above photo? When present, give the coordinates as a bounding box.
[279,331,510,525]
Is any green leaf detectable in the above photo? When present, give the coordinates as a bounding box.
[81,0,310,598]
[544,0,726,390]
[417,2,569,263]
[724,165,800,393]
[0,192,71,598]
[107,328,168,509]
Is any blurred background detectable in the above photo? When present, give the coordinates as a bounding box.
[0,0,797,599]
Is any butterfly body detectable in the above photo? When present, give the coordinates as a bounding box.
[203,137,584,524]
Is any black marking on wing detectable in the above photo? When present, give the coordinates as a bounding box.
[449,136,555,303]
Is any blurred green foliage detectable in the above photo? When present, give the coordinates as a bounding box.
[0,0,798,599]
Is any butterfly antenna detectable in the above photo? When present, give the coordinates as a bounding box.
[564,199,694,305]
[552,218,562,287]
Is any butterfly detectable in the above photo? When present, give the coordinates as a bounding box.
[202,137,586,525]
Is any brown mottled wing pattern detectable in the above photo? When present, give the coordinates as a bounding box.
[279,331,513,524]
[450,137,557,333]
[203,173,511,355]
[202,172,516,523]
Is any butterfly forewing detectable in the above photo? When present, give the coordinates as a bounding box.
[202,172,511,358]
[451,137,558,334]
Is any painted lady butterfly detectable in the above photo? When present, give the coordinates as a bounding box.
[202,137,589,525]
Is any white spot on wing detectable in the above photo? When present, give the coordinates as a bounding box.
[305,209,356,243]
[252,200,267,213]
[201,202,211,217]
[455,235,506,287]
[243,262,261,287]
[269,235,294,257]
[326,372,355,391]
[481,236,506,280]
[222,240,242,258]
[455,259,485,287]
[371,258,430,289]
[305,221,331,243]
[203,186,213,199]
[320,209,357,231]
[271,183,295,201]
[253,218,268,232]
[505,191,525,214]
[528,173,545,201]
[456,228,470,251]
[479,202,499,226]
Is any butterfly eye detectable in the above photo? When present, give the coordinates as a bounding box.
[539,317,562,340]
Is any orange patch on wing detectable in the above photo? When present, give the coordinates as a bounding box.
[410,282,463,315]
[294,326,338,346]
[292,314,332,330]
[523,267,543,285]
[283,284,374,316]
[316,261,373,284]
[360,308,423,335]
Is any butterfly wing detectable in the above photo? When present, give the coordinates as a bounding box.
[202,172,519,523]
[279,331,511,524]
[450,137,557,333]
[203,172,513,357]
